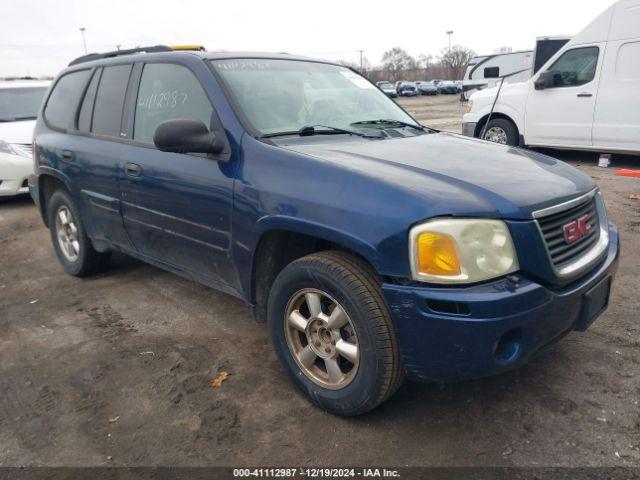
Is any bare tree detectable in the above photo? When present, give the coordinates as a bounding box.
[439,45,475,79]
[381,47,417,81]
[337,55,372,75]
[417,54,433,69]
[416,53,434,79]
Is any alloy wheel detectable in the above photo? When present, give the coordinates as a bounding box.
[284,288,359,390]
[55,205,80,262]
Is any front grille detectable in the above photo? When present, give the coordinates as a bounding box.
[537,197,600,268]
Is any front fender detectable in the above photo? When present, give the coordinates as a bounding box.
[253,215,382,268]
[475,103,524,136]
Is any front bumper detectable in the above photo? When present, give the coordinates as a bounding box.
[0,178,29,196]
[382,226,619,383]
[461,121,477,138]
[0,153,32,197]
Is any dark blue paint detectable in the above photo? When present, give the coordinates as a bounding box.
[32,51,619,383]
[384,228,619,382]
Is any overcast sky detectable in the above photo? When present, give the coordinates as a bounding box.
[1,0,614,77]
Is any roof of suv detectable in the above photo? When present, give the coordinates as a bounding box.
[67,49,336,70]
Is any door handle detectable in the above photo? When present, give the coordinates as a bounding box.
[577,92,593,98]
[61,150,74,163]
[124,162,142,177]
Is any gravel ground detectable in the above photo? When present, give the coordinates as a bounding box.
[0,95,638,468]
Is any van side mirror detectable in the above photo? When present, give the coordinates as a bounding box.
[153,119,224,155]
[534,71,554,90]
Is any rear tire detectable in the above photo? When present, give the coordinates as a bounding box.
[47,189,111,277]
[482,118,518,146]
[267,251,404,416]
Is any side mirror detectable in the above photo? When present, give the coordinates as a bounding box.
[153,119,224,155]
[534,71,554,90]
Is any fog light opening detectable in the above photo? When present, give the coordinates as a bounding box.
[493,329,523,365]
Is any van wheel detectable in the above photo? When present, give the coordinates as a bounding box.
[482,118,518,146]
[267,251,404,416]
[47,189,111,276]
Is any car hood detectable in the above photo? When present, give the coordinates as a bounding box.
[0,120,36,144]
[277,132,595,220]
[469,81,527,102]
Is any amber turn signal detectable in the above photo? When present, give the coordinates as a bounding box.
[417,232,462,276]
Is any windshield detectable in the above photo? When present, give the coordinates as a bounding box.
[212,59,418,135]
[0,87,47,121]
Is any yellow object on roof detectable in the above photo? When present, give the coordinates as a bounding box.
[170,45,206,52]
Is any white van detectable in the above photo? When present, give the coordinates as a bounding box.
[462,0,640,154]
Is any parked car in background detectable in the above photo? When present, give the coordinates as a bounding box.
[32,48,619,416]
[463,0,640,152]
[455,80,463,93]
[376,81,398,98]
[0,79,49,196]
[396,81,417,96]
[417,81,438,95]
[437,81,458,94]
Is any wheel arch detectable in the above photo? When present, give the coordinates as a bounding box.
[248,217,382,323]
[37,169,73,228]
[475,112,520,140]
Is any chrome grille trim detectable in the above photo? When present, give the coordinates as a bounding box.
[532,189,597,218]
[533,188,609,279]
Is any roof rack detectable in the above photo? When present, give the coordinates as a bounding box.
[170,45,206,52]
[68,45,173,66]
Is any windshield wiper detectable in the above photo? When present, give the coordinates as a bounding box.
[262,124,382,139]
[351,119,425,130]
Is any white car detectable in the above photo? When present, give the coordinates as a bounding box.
[462,0,640,154]
[0,80,49,196]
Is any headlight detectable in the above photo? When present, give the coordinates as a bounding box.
[466,100,474,113]
[409,218,519,284]
[0,140,29,157]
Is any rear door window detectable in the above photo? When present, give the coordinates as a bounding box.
[133,63,213,144]
[78,68,101,132]
[616,41,640,80]
[44,70,91,129]
[91,64,132,137]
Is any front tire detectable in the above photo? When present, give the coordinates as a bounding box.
[47,189,111,276]
[482,118,518,146]
[267,251,403,416]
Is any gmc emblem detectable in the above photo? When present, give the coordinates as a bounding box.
[563,214,592,244]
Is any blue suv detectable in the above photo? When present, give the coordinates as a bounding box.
[31,47,619,416]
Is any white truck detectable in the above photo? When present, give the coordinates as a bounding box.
[462,0,640,154]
